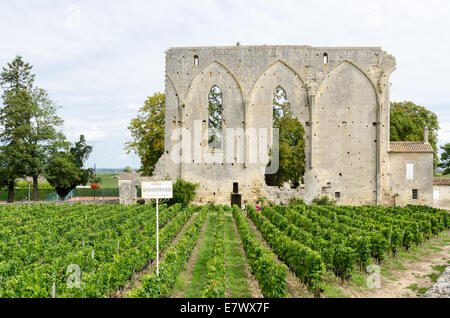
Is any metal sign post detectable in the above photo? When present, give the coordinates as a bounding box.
[141,181,173,277]
[156,197,159,276]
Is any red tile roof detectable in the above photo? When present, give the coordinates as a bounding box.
[433,177,450,186]
[389,142,433,153]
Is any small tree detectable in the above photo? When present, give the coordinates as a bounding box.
[125,93,165,176]
[45,135,93,200]
[168,179,199,208]
[123,166,133,173]
[45,152,84,200]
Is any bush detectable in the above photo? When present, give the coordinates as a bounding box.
[167,179,199,208]
[312,196,336,206]
[289,197,305,206]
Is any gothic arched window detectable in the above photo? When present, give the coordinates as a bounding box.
[208,85,223,149]
[273,86,289,127]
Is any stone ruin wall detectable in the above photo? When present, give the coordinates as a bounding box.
[153,45,396,206]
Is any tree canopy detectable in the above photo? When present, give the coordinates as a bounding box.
[390,101,439,166]
[45,135,93,200]
[125,92,165,176]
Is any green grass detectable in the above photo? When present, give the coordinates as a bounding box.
[406,283,428,297]
[425,245,443,252]
[428,273,440,283]
[398,251,421,262]
[323,271,351,298]
[428,264,447,283]
[172,272,187,294]
[350,271,370,288]
[384,255,408,271]
[96,173,119,188]
[185,215,216,298]
[224,216,252,298]
[410,246,431,256]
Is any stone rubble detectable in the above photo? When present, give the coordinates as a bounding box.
[424,266,450,298]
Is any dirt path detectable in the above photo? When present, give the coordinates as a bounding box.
[170,214,210,298]
[245,213,312,298]
[229,215,264,298]
[351,231,450,298]
[112,213,197,298]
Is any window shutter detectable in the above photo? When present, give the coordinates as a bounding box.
[433,189,440,200]
[406,163,414,180]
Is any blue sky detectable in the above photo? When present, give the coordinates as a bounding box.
[1,0,449,168]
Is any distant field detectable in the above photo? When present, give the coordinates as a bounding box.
[96,173,119,188]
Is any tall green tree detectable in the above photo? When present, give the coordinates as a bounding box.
[26,87,66,200]
[0,56,36,202]
[438,143,450,175]
[265,87,306,188]
[45,135,93,200]
[390,101,439,166]
[125,92,165,176]
[1,56,65,202]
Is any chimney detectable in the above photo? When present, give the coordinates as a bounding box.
[424,127,429,143]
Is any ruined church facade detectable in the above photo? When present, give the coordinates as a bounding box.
[149,45,433,207]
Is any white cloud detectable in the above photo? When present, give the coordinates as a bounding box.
[1,0,449,167]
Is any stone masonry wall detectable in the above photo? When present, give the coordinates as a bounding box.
[388,152,434,207]
[153,45,396,206]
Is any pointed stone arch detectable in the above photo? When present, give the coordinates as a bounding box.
[319,59,379,99]
[248,59,311,182]
[184,60,244,125]
[185,60,244,102]
[181,59,246,182]
[313,59,379,205]
[251,59,310,101]
[249,60,310,124]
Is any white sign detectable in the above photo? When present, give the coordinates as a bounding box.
[141,181,173,199]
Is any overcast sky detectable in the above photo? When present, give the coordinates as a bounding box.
[1,0,449,169]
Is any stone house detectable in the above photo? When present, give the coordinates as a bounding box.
[388,138,434,207]
[433,177,450,210]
